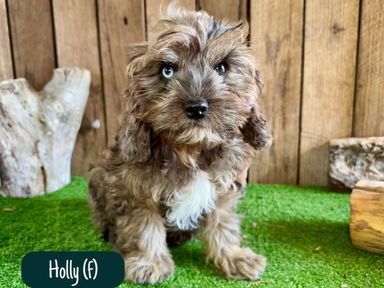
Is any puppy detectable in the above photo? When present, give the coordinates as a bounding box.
[88,7,271,284]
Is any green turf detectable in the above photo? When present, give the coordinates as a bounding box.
[1,177,383,287]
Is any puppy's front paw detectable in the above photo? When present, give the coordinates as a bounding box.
[217,247,266,280]
[124,254,175,284]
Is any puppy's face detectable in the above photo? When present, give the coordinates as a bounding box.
[121,9,269,160]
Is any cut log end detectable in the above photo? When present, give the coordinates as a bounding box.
[350,180,384,255]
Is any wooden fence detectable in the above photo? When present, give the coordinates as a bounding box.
[0,0,383,186]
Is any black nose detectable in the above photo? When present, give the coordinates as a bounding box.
[184,100,208,120]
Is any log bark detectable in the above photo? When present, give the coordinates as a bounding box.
[350,180,384,255]
[0,68,90,197]
[329,137,384,190]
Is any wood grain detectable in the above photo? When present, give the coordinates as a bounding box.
[249,0,303,184]
[0,0,13,81]
[146,0,196,41]
[299,0,360,186]
[7,0,55,90]
[52,0,107,176]
[197,0,247,22]
[99,0,146,144]
[350,180,384,255]
[353,0,384,137]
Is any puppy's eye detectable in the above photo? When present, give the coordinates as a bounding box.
[161,65,174,79]
[214,61,228,76]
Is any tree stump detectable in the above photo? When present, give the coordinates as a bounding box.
[350,180,384,255]
[329,137,384,190]
[0,68,91,197]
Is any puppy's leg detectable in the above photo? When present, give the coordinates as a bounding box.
[88,168,112,242]
[203,191,266,280]
[115,208,174,284]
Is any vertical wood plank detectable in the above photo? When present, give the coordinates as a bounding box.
[146,0,196,41]
[53,0,107,176]
[353,0,384,137]
[299,0,360,186]
[99,0,146,144]
[197,0,247,22]
[0,0,13,81]
[7,0,55,90]
[249,0,303,184]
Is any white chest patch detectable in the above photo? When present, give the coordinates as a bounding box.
[166,171,217,230]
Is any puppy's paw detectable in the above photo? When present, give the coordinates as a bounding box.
[217,246,266,280]
[124,254,175,284]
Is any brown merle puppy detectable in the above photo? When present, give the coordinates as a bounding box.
[88,6,271,284]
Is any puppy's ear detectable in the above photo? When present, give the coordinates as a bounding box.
[125,43,148,77]
[117,43,151,162]
[116,114,151,162]
[241,71,272,150]
[242,109,272,150]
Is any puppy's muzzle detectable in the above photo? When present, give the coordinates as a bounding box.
[184,100,208,120]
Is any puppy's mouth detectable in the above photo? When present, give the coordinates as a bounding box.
[181,126,222,143]
[149,99,241,148]
[174,103,226,147]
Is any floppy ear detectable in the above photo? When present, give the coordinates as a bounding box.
[116,113,151,162]
[116,43,152,162]
[242,109,272,150]
[125,43,148,77]
[241,71,272,150]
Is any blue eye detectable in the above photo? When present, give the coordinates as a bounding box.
[161,65,174,79]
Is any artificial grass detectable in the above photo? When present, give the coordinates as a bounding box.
[0,178,383,288]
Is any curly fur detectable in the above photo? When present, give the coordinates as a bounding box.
[88,6,271,284]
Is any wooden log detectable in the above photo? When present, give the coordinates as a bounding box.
[350,180,384,255]
[0,68,90,197]
[329,137,384,190]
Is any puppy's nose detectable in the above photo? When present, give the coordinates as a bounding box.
[184,100,208,120]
